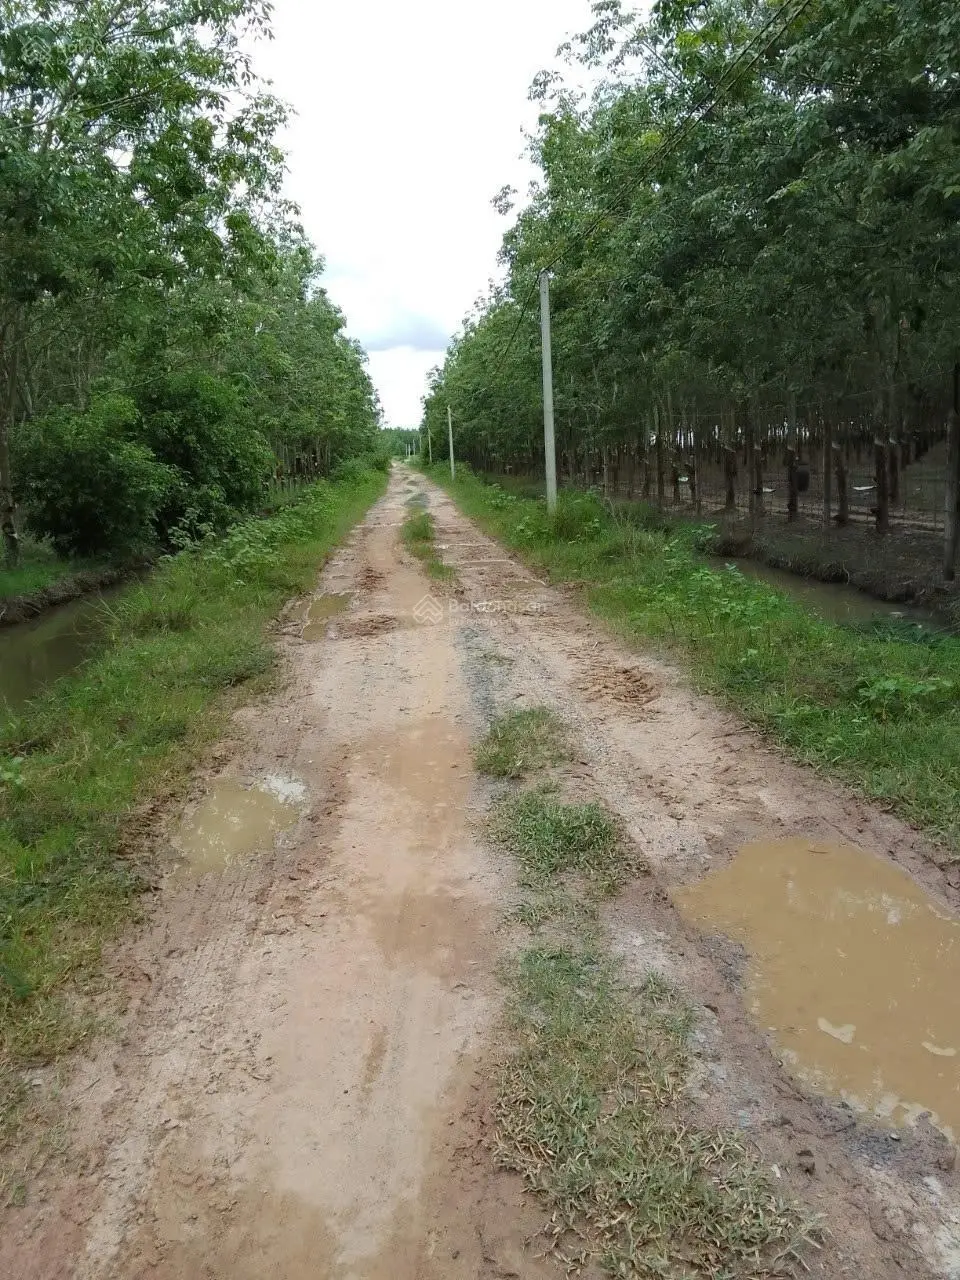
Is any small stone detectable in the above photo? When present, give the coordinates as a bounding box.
[797,1148,816,1175]
[937,1147,957,1172]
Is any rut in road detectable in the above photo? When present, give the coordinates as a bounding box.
[2,464,958,1280]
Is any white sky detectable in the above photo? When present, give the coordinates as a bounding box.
[251,0,594,427]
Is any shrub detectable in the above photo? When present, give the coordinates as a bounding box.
[13,394,173,556]
[137,370,273,539]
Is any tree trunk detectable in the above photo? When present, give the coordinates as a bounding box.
[944,364,960,580]
[752,446,764,519]
[692,429,702,515]
[1,328,21,566]
[655,405,665,508]
[744,402,757,517]
[821,412,832,530]
[833,443,849,526]
[874,438,889,534]
[602,445,612,498]
[786,392,798,522]
[723,447,737,512]
[888,440,900,508]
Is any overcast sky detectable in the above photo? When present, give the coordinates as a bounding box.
[251,0,594,428]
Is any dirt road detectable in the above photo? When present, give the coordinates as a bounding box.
[3,464,960,1278]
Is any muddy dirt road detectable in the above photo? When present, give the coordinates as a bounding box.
[4,464,960,1279]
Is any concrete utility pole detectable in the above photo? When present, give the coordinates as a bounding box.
[447,405,456,480]
[427,424,432,465]
[539,269,558,512]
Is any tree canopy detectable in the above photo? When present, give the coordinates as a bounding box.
[1,1,382,562]
[423,0,960,548]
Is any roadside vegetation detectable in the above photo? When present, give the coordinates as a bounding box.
[478,706,811,1276]
[0,467,386,1121]
[474,706,569,778]
[439,469,960,855]
[400,509,455,582]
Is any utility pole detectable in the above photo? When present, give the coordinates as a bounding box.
[539,269,558,512]
[427,423,432,465]
[447,405,456,480]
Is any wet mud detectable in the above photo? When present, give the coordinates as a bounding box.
[677,838,960,1139]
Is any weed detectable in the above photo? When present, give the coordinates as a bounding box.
[496,945,814,1277]
[475,707,570,779]
[401,508,455,581]
[490,786,630,894]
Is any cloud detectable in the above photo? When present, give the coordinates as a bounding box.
[367,348,447,427]
[362,314,452,353]
[252,0,594,426]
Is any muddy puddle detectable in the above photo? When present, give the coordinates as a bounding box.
[174,775,307,873]
[303,592,351,640]
[676,838,960,1138]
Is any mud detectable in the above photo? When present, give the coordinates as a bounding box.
[173,776,307,873]
[676,838,960,1139]
[302,592,352,639]
[5,465,960,1279]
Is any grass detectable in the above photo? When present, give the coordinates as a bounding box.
[477,700,814,1274]
[425,464,960,856]
[496,945,815,1277]
[400,508,455,581]
[0,537,106,603]
[0,467,386,1109]
[475,706,570,778]
[491,785,632,895]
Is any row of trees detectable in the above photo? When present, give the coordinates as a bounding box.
[1,1,381,561]
[423,0,960,570]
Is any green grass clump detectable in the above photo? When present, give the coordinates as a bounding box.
[475,706,570,778]
[491,786,627,893]
[0,468,386,1102]
[0,538,105,602]
[400,508,455,581]
[496,945,814,1276]
[426,464,960,856]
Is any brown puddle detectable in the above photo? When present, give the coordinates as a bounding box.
[676,838,960,1138]
[174,776,306,873]
[304,593,352,640]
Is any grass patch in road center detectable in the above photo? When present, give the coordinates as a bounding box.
[0,467,387,1116]
[491,786,631,895]
[424,464,960,857]
[475,706,570,779]
[496,945,814,1277]
[401,508,455,582]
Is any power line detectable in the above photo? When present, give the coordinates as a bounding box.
[487,0,815,379]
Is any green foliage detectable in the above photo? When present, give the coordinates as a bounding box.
[490,785,627,893]
[14,395,173,555]
[137,371,272,540]
[435,468,960,854]
[0,466,386,1086]
[496,944,812,1277]
[0,2,381,569]
[475,707,570,779]
[423,0,960,509]
[401,507,455,581]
